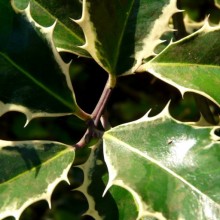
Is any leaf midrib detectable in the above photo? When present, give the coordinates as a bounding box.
[104,133,214,200]
[151,62,220,69]
[0,144,73,185]
[112,0,135,72]
[0,52,74,110]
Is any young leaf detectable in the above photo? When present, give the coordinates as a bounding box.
[103,106,220,219]
[0,1,88,122]
[13,0,90,57]
[139,21,220,108]
[75,0,179,76]
[0,140,75,220]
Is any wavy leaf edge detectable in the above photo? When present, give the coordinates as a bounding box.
[75,144,104,220]
[138,18,220,108]
[2,1,86,125]
[73,0,180,76]
[0,140,74,220]
[103,103,220,219]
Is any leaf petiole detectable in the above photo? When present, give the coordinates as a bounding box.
[75,75,116,148]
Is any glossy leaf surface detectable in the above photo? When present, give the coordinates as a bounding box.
[0,2,84,121]
[76,0,178,76]
[13,0,89,57]
[103,107,220,219]
[0,140,75,220]
[140,21,220,107]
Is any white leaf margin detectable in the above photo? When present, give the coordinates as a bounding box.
[128,0,180,76]
[0,140,74,220]
[1,1,87,126]
[137,19,220,108]
[103,103,220,219]
[75,143,104,220]
[73,0,180,76]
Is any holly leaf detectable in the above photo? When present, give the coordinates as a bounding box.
[107,185,138,220]
[103,106,220,219]
[75,0,179,76]
[0,1,87,122]
[139,20,220,108]
[76,143,120,220]
[13,0,90,57]
[0,140,74,220]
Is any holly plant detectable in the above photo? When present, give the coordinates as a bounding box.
[1,0,220,219]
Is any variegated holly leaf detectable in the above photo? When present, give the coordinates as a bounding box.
[76,142,141,219]
[13,0,90,57]
[0,140,74,220]
[103,106,220,219]
[76,143,121,220]
[139,20,220,108]
[74,0,179,76]
[0,1,88,123]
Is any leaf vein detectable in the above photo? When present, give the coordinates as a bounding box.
[104,133,218,202]
[0,52,73,110]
